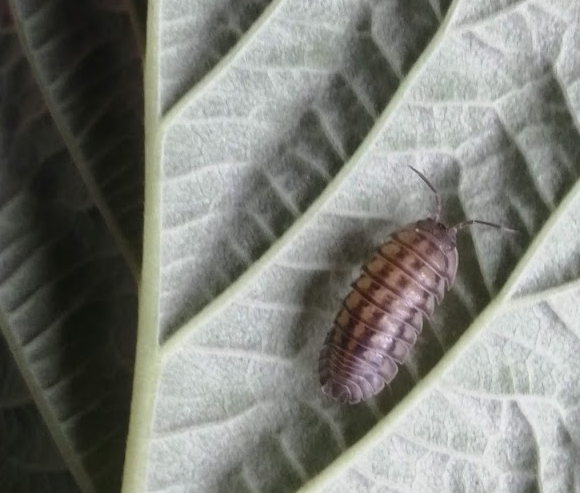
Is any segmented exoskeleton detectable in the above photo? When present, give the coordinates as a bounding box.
[318,166,516,404]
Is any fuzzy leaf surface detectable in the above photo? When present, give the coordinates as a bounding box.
[127,1,580,492]
[9,0,145,274]
[0,15,138,493]
[0,338,80,493]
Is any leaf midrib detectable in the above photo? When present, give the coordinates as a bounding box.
[123,0,466,491]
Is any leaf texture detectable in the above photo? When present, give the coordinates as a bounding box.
[157,0,454,338]
[0,338,79,493]
[127,0,580,492]
[8,0,145,276]
[0,18,138,493]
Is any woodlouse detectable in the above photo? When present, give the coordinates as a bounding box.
[318,166,516,404]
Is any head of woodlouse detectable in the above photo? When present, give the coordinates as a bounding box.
[414,218,457,251]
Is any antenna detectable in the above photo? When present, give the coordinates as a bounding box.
[407,165,441,222]
[451,219,520,235]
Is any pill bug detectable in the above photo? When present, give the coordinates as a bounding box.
[318,166,516,404]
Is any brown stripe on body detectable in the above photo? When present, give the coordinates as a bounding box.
[343,288,423,334]
[362,254,436,316]
[335,306,418,345]
[319,352,351,384]
[361,258,415,308]
[352,274,423,328]
[329,326,386,368]
[332,321,412,364]
[392,229,450,277]
[323,349,370,383]
[325,329,385,374]
[331,319,403,364]
[319,323,399,401]
[378,241,446,300]
[319,346,352,388]
[320,345,369,385]
[334,308,413,361]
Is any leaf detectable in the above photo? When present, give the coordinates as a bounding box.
[0,337,79,493]
[156,0,276,114]
[156,0,451,337]
[125,0,580,492]
[306,185,580,493]
[0,13,138,493]
[8,0,145,276]
[127,0,148,54]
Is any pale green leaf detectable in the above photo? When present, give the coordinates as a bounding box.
[0,16,137,493]
[8,0,145,276]
[125,0,580,492]
[156,0,450,337]
[156,0,274,114]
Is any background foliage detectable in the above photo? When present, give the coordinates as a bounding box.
[1,1,580,493]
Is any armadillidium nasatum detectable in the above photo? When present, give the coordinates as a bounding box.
[318,166,516,404]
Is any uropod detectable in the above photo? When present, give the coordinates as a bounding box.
[318,166,516,404]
